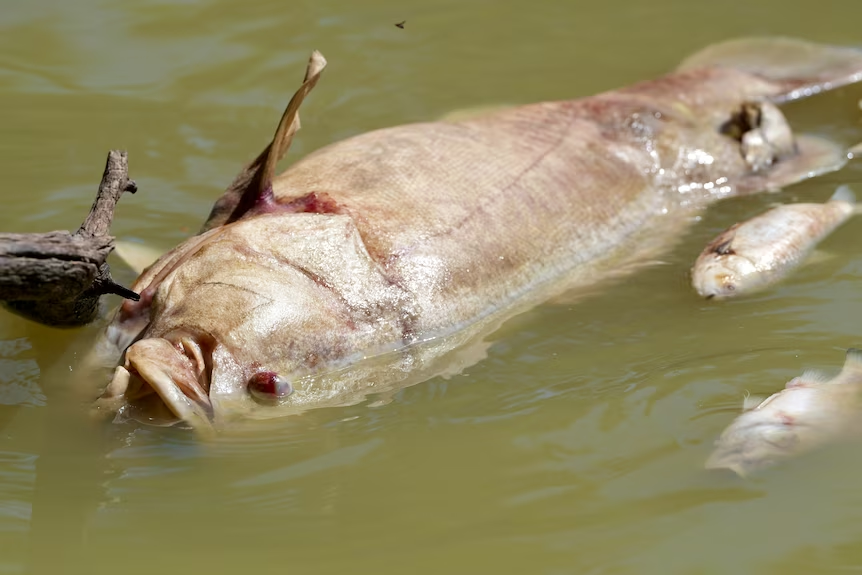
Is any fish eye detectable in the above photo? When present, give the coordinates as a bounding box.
[248,371,293,403]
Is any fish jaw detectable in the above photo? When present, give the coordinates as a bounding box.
[101,336,216,432]
[691,254,760,299]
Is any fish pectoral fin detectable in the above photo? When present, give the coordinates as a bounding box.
[112,240,167,275]
[676,37,862,103]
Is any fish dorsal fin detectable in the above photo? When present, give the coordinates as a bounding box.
[258,51,327,200]
[201,50,328,232]
[676,37,862,103]
[799,369,834,384]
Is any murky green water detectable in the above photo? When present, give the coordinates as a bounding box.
[3,1,862,573]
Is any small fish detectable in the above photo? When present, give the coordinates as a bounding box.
[395,20,406,29]
[691,185,857,299]
[706,349,862,477]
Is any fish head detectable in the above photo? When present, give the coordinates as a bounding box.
[103,334,216,431]
[704,397,801,477]
[691,253,758,299]
[95,212,411,432]
[705,376,856,476]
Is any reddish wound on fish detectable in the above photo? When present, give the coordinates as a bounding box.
[118,289,154,323]
[779,412,795,426]
[282,191,341,215]
[249,191,341,218]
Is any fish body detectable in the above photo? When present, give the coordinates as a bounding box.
[691,185,857,299]
[706,349,862,477]
[89,38,862,431]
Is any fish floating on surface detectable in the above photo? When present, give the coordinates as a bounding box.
[85,38,862,433]
[691,185,858,299]
[706,349,862,477]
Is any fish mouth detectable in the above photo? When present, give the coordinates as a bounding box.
[104,336,215,432]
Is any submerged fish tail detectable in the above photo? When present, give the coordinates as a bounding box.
[830,185,856,205]
[676,37,862,103]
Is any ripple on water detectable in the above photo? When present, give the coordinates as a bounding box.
[0,339,42,408]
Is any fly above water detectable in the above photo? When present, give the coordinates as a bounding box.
[83,37,862,435]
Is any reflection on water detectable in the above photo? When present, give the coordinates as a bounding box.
[3,0,862,573]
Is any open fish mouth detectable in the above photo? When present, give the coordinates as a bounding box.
[100,337,215,432]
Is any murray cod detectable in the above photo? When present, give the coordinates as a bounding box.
[88,37,862,433]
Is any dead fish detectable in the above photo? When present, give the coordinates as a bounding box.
[706,349,862,477]
[691,185,857,299]
[88,38,862,432]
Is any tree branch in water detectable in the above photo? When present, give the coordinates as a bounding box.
[0,150,140,327]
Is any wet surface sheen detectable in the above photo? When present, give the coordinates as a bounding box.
[2,1,862,574]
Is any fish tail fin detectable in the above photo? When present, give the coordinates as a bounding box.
[830,184,862,215]
[840,348,862,377]
[830,184,856,205]
[677,37,862,103]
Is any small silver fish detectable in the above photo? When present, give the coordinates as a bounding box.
[691,185,857,299]
[706,349,862,477]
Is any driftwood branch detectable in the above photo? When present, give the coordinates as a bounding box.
[0,150,139,327]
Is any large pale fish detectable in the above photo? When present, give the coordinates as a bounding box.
[691,185,858,299]
[706,349,862,477]
[87,38,862,432]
